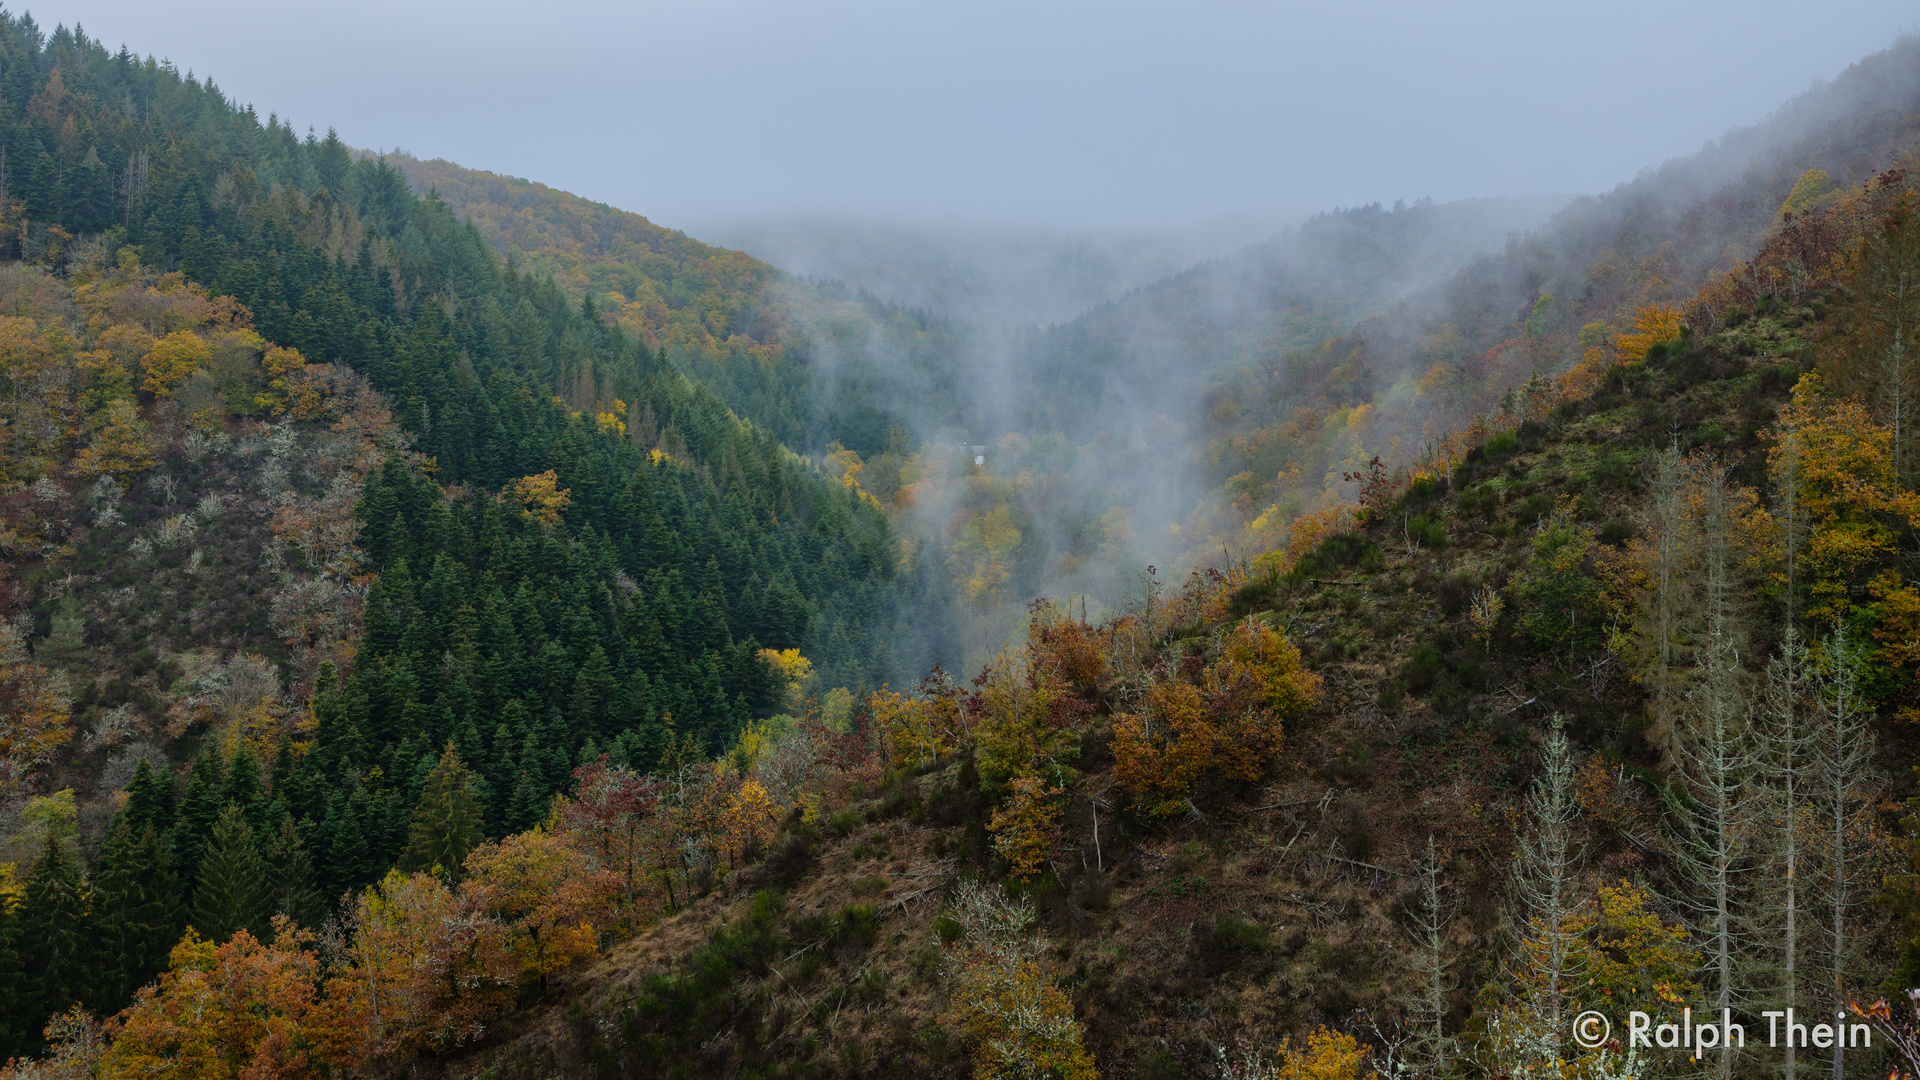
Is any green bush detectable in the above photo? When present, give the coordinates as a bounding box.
[1328,741,1375,785]
[1376,683,1403,715]
[1515,507,1608,657]
[1194,912,1272,975]
[1131,1051,1184,1080]
[1407,514,1448,548]
[1287,532,1381,584]
[853,967,891,1004]
[610,889,789,1072]
[832,904,878,956]
[1486,430,1520,454]
[1402,644,1443,694]
[1342,828,1374,860]
[932,913,963,945]
[1512,492,1553,523]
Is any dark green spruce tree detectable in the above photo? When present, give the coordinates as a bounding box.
[264,817,326,932]
[17,836,95,1038]
[92,819,180,1013]
[121,756,176,837]
[0,888,29,1060]
[187,805,271,943]
[402,745,485,880]
[171,753,224,904]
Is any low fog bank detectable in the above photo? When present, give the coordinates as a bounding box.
[768,194,1577,667]
[717,38,1920,678]
[705,216,1296,328]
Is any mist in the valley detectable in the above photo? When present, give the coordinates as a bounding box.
[701,217,1292,329]
[752,34,1920,678]
[755,194,1574,670]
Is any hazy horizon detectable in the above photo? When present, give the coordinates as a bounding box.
[33,0,1919,236]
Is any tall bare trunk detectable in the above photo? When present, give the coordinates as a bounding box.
[1813,631,1875,1080]
[1511,716,1582,1052]
[1755,628,1813,1080]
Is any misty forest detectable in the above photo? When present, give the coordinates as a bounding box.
[2,12,1920,1080]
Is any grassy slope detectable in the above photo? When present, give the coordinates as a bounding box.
[426,297,1906,1080]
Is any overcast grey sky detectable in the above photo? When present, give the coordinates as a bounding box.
[36,0,1919,231]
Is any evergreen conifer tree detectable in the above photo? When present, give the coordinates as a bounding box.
[570,645,615,740]
[171,753,225,899]
[0,896,27,1061]
[187,805,271,943]
[222,743,266,831]
[265,817,325,932]
[401,744,485,880]
[122,755,175,837]
[92,819,179,1012]
[18,836,95,1031]
[322,789,377,894]
[506,767,548,834]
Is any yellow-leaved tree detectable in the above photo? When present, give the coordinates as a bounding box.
[986,775,1064,882]
[1114,618,1318,816]
[1767,372,1920,716]
[1611,303,1684,365]
[504,470,571,527]
[66,397,153,478]
[1217,1028,1379,1080]
[141,329,212,396]
[942,879,1097,1080]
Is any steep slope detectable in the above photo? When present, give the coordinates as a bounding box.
[0,19,1917,1080]
[0,14,922,1057]
[389,155,778,356]
[699,216,1282,328]
[424,161,1920,1079]
[383,41,1920,683]
[1198,36,1920,539]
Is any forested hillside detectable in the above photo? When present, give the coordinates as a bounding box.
[381,140,1573,670]
[813,39,1920,669]
[378,43,1920,682]
[424,131,1920,1080]
[389,155,779,360]
[0,12,933,1063]
[1,12,1919,1080]
[25,150,1908,1078]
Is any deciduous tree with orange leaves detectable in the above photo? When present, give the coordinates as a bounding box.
[1612,303,1684,365]
[559,759,666,932]
[986,774,1064,882]
[503,470,571,527]
[1114,618,1318,816]
[99,920,327,1080]
[464,830,605,990]
[868,671,968,771]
